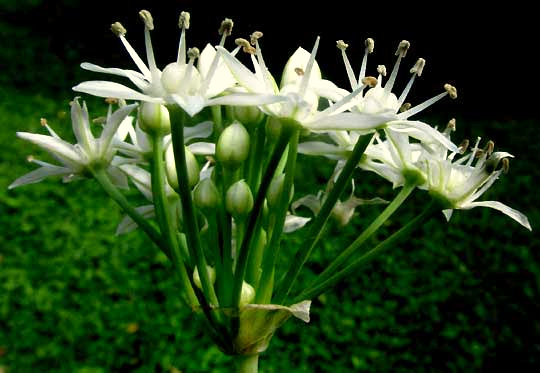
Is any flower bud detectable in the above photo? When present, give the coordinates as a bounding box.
[165,144,199,191]
[267,174,294,208]
[239,281,255,307]
[226,179,253,219]
[231,105,264,128]
[193,265,216,289]
[194,177,220,210]
[139,102,170,135]
[216,121,250,169]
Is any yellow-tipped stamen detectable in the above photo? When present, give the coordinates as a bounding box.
[218,18,234,46]
[40,117,60,139]
[111,21,151,78]
[398,57,426,107]
[111,22,126,37]
[337,40,358,90]
[384,40,410,97]
[358,37,374,84]
[235,38,255,54]
[399,102,412,113]
[361,76,378,88]
[250,31,263,45]
[139,10,158,74]
[444,83,458,99]
[177,11,191,64]
[398,83,458,120]
[179,47,199,93]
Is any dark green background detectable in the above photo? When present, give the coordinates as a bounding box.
[1,1,538,371]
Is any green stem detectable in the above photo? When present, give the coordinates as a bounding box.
[274,133,373,303]
[149,135,198,307]
[255,129,299,304]
[92,169,165,251]
[295,202,438,302]
[169,106,220,308]
[231,124,294,309]
[247,119,267,191]
[309,182,416,291]
[234,354,259,373]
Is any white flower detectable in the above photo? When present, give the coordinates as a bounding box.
[422,136,531,230]
[9,99,136,189]
[217,36,394,132]
[73,11,282,117]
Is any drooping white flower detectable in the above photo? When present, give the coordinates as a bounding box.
[9,99,137,189]
[73,11,282,117]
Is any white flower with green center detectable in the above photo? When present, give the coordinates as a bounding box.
[422,136,531,230]
[73,11,282,117]
[9,99,137,189]
[217,35,395,132]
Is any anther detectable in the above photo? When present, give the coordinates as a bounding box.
[361,76,378,88]
[447,118,456,131]
[111,22,127,37]
[410,58,426,76]
[235,38,256,54]
[377,65,387,76]
[444,84,457,99]
[187,47,200,60]
[365,38,374,53]
[105,97,118,105]
[502,158,510,173]
[458,139,469,154]
[336,40,348,51]
[26,155,35,162]
[395,40,410,57]
[178,11,191,29]
[399,103,412,112]
[139,10,154,30]
[250,31,263,45]
[40,118,47,126]
[219,18,234,36]
[295,67,305,76]
[484,140,495,156]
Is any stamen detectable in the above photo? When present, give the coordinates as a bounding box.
[410,58,425,77]
[139,10,154,30]
[218,18,234,46]
[502,158,510,173]
[337,40,358,90]
[40,118,48,126]
[384,40,410,97]
[361,76,378,88]
[187,47,200,60]
[40,118,60,139]
[444,83,458,99]
[178,11,191,29]
[26,155,35,163]
[298,36,320,100]
[447,118,456,131]
[398,58,426,107]
[111,22,127,37]
[105,97,119,105]
[177,11,191,64]
[458,139,469,154]
[467,137,482,167]
[235,38,255,54]
[484,140,494,156]
[377,65,387,76]
[399,103,411,113]
[295,67,305,76]
[358,38,374,85]
[250,31,263,45]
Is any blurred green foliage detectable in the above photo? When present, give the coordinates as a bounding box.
[1,6,540,371]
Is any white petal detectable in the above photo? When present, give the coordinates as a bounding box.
[107,166,129,189]
[283,214,311,233]
[80,62,149,91]
[17,132,83,167]
[171,94,206,117]
[465,201,532,231]
[207,93,286,107]
[184,121,213,142]
[188,142,215,155]
[119,164,153,201]
[389,120,458,152]
[116,205,155,235]
[310,79,350,102]
[73,81,163,103]
[100,103,138,153]
[281,47,321,88]
[298,141,346,158]
[216,46,266,92]
[9,165,71,189]
[305,112,394,131]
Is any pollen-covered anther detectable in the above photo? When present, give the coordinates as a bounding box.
[444,84,458,99]
[179,11,191,29]
[187,47,200,60]
[235,38,256,54]
[365,38,375,53]
[111,22,127,37]
[294,67,305,76]
[396,40,411,57]
[399,103,412,113]
[377,65,387,76]
[336,40,348,50]
[219,18,234,36]
[484,140,495,156]
[410,58,426,76]
[458,139,469,154]
[250,31,263,45]
[361,76,378,88]
[26,155,35,162]
[40,118,48,126]
[502,158,510,173]
[139,10,154,30]
[105,97,118,105]
[447,118,456,131]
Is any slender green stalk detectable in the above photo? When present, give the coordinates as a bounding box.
[168,106,220,308]
[234,354,259,373]
[92,169,165,250]
[231,124,294,309]
[309,182,416,291]
[247,119,267,191]
[274,134,373,303]
[255,129,299,304]
[295,202,438,302]
[149,135,199,307]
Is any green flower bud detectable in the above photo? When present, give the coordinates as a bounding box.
[239,281,255,307]
[216,121,250,169]
[267,174,294,208]
[193,265,216,290]
[139,102,170,135]
[194,178,220,210]
[165,144,199,191]
[226,179,254,219]
[231,105,264,128]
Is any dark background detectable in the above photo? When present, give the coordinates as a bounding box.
[1,0,537,121]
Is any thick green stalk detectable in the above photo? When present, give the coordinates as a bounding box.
[255,129,299,304]
[149,135,198,307]
[168,106,220,308]
[231,125,294,309]
[274,134,373,303]
[234,354,259,373]
[295,202,438,302]
[309,182,416,291]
